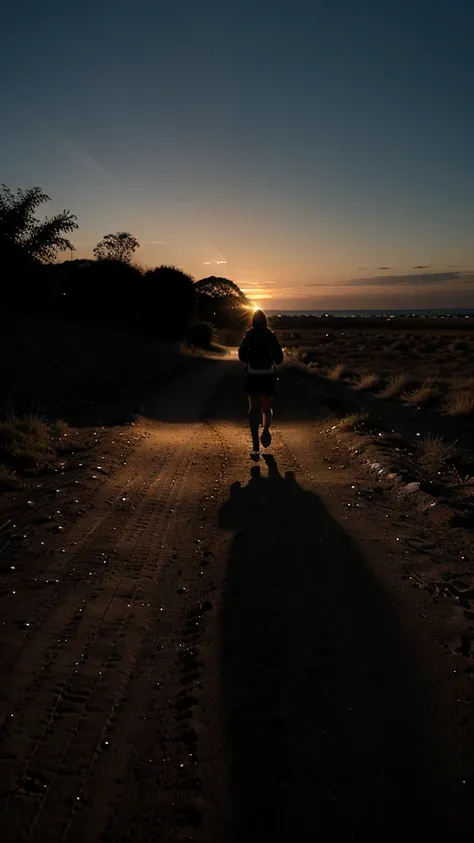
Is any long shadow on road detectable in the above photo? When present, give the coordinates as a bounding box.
[218,455,438,842]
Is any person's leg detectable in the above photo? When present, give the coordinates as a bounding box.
[260,394,273,448]
[248,394,261,454]
[261,394,274,431]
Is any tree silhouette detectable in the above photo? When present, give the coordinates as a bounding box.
[194,275,248,300]
[194,275,250,328]
[93,232,139,263]
[0,184,77,263]
[143,265,196,339]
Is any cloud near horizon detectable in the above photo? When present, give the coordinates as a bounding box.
[307,271,474,288]
[345,271,474,287]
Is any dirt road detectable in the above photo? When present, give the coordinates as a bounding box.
[1,356,473,842]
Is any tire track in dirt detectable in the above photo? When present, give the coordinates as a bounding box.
[0,421,209,839]
[51,421,230,843]
[0,426,180,659]
[0,425,198,740]
[0,349,235,843]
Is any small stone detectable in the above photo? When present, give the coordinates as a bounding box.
[404,482,421,495]
[449,578,474,599]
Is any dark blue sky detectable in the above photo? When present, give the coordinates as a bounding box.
[2,0,474,307]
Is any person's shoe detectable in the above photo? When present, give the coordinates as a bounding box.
[261,428,272,448]
[250,450,260,461]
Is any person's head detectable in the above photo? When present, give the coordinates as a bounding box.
[252,308,268,329]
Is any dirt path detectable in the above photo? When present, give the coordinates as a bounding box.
[1,357,473,842]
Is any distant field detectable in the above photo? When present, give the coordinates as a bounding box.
[273,319,474,416]
[271,314,474,332]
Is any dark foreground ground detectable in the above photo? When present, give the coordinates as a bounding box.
[0,355,473,842]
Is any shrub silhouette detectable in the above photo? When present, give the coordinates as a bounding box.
[142,265,196,340]
[57,259,144,326]
[188,321,214,349]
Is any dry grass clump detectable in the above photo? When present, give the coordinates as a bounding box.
[0,465,21,491]
[49,419,71,438]
[336,412,369,432]
[0,415,71,474]
[0,416,53,470]
[328,363,348,381]
[444,383,474,418]
[419,434,456,473]
[355,372,382,392]
[402,381,440,407]
[379,372,412,399]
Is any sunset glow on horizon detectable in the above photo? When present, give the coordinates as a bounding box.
[2,0,473,310]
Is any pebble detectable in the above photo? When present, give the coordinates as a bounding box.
[404,482,421,495]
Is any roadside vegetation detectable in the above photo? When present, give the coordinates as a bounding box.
[276,320,474,424]
[328,363,349,381]
[0,415,74,491]
[276,319,474,516]
[0,416,54,470]
[402,381,440,407]
[379,373,412,399]
[444,382,474,417]
[1,184,253,493]
[354,373,382,392]
[1,184,252,344]
[419,434,457,474]
[335,412,370,432]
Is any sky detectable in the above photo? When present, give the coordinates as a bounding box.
[2,0,474,310]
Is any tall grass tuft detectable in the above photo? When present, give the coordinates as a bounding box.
[403,381,440,407]
[444,384,474,418]
[379,372,412,399]
[0,415,53,470]
[328,363,348,381]
[355,373,382,392]
[336,412,370,431]
[419,434,456,473]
